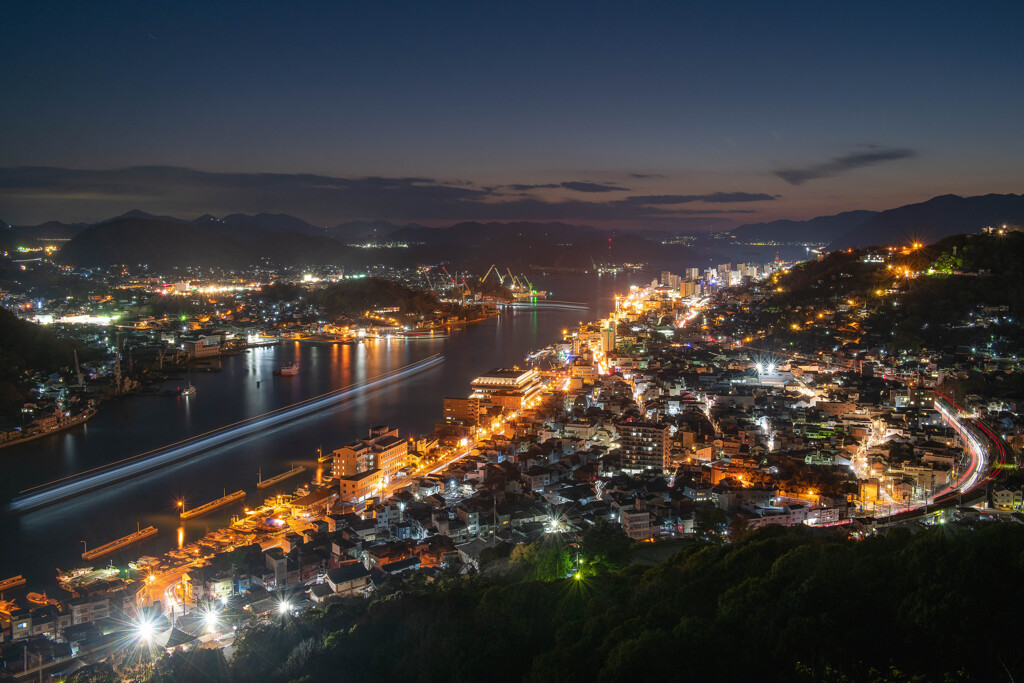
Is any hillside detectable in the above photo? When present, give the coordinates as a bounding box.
[0,307,96,416]
[327,220,424,243]
[831,193,1024,248]
[57,216,361,268]
[731,210,876,243]
[717,229,1024,355]
[74,524,1024,683]
[58,217,246,269]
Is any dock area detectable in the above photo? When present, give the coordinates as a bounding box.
[82,526,158,560]
[180,490,245,519]
[257,466,306,489]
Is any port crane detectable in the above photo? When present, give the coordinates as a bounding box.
[479,265,535,294]
[482,264,504,285]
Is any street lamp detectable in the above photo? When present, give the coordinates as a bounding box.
[204,610,218,633]
[135,616,155,643]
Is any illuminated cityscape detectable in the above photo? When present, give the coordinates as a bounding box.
[2,2,1024,682]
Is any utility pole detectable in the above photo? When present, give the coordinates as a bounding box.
[73,348,83,387]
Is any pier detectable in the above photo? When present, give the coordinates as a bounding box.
[257,466,305,489]
[0,575,27,592]
[82,526,157,560]
[180,490,246,519]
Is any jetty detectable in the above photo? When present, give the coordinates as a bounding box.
[257,465,306,489]
[82,526,158,560]
[0,575,27,592]
[180,490,245,520]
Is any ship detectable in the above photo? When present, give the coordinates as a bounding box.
[27,592,60,607]
[275,361,300,376]
[57,565,119,590]
[162,382,196,397]
[56,567,92,583]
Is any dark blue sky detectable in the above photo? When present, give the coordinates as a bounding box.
[1,1,1021,228]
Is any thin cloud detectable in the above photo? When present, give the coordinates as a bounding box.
[559,181,629,193]
[506,183,560,191]
[775,147,915,186]
[503,180,629,193]
[624,192,777,205]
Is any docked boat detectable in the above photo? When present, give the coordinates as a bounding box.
[275,361,300,376]
[162,381,196,396]
[27,592,60,606]
[56,567,92,583]
[58,565,119,589]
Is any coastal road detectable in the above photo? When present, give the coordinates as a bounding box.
[136,565,194,612]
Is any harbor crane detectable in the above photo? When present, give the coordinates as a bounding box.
[482,264,505,285]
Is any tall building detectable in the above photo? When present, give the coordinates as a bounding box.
[600,326,616,355]
[617,421,671,473]
[332,425,408,483]
[443,396,481,426]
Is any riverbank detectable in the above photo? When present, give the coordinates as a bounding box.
[0,406,97,451]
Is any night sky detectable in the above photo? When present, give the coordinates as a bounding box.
[1,1,1022,228]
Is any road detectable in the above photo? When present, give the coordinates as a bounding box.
[872,392,1004,524]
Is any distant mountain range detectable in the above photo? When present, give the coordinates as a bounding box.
[3,193,1022,269]
[28,212,698,271]
[729,193,1024,248]
[729,210,878,244]
[56,214,356,269]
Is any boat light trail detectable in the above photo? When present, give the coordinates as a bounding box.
[10,354,444,514]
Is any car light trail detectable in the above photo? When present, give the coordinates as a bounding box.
[10,354,444,513]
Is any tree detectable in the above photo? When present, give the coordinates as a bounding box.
[64,664,120,683]
[580,519,633,573]
[694,504,728,540]
[729,513,751,541]
[510,538,572,580]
